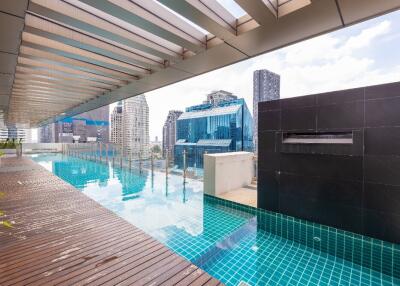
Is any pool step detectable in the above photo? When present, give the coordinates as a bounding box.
[193,216,257,267]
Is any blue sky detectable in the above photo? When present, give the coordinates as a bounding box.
[146,10,400,140]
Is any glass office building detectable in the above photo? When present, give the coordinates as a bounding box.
[174,98,253,169]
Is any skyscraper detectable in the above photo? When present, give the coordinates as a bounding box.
[0,127,31,143]
[253,69,280,154]
[110,95,150,158]
[162,110,183,159]
[38,123,55,143]
[123,95,150,158]
[110,101,123,146]
[175,93,253,169]
[38,105,109,143]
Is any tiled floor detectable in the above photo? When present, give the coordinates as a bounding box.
[217,187,257,208]
[201,225,399,286]
[0,156,222,285]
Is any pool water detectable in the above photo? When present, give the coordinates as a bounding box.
[32,154,400,286]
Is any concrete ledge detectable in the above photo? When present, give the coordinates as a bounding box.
[204,151,254,196]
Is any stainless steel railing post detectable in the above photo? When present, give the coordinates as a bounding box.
[183,149,187,184]
[151,151,154,176]
[99,143,102,162]
[139,152,142,174]
[165,149,169,177]
[120,147,122,168]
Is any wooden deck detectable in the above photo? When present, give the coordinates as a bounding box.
[0,157,223,286]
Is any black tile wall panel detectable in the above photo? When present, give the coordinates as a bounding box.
[279,194,363,233]
[365,81,400,100]
[316,87,364,105]
[364,127,400,156]
[280,154,363,181]
[258,131,277,153]
[363,210,400,243]
[281,94,316,109]
[365,96,400,127]
[317,101,364,130]
[258,110,281,131]
[281,106,316,131]
[258,99,281,112]
[258,152,280,172]
[364,155,400,186]
[257,170,279,211]
[257,81,400,243]
[364,182,400,215]
[279,173,363,207]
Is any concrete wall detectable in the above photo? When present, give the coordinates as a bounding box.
[22,143,63,153]
[258,81,400,243]
[204,152,254,196]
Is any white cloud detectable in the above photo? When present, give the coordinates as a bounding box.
[144,18,398,139]
[343,20,391,51]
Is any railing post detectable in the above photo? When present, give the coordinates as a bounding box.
[99,143,102,162]
[165,149,169,177]
[139,152,142,174]
[183,149,187,184]
[112,146,115,166]
[129,151,132,170]
[253,155,258,182]
[120,150,122,168]
[151,150,154,176]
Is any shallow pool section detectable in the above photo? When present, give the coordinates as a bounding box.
[33,154,400,286]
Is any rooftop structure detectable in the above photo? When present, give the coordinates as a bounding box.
[203,90,237,106]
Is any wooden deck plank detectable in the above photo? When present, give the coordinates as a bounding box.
[0,157,223,286]
[2,229,148,285]
[144,259,193,285]
[159,265,200,286]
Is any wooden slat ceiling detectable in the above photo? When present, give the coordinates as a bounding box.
[0,0,399,127]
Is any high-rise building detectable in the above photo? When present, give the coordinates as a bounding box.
[253,69,280,154]
[38,106,109,143]
[110,101,123,146]
[122,95,150,158]
[38,123,55,143]
[0,127,31,143]
[162,110,183,159]
[174,94,253,169]
[110,95,150,158]
[203,90,237,106]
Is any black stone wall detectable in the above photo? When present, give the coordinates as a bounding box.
[257,81,400,243]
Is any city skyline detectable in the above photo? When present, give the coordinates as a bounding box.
[38,105,109,143]
[145,10,400,140]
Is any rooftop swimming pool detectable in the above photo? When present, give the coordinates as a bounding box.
[32,153,400,286]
